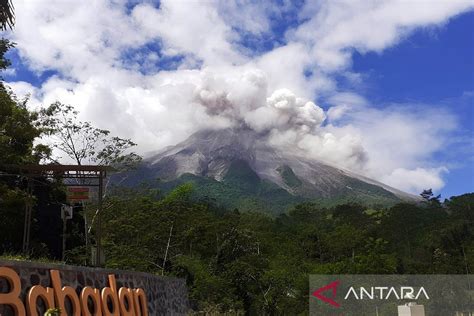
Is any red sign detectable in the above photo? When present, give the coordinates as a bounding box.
[67,187,90,201]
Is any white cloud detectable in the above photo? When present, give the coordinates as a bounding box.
[255,42,321,98]
[382,167,448,193]
[6,0,473,193]
[5,81,37,101]
[327,92,368,121]
[323,101,458,192]
[132,1,245,66]
[216,0,272,36]
[293,0,474,72]
[13,0,146,80]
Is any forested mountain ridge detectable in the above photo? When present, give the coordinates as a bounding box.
[118,128,421,214]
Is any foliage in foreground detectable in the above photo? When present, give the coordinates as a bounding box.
[93,186,473,314]
[1,179,472,314]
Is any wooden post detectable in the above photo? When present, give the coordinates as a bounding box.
[22,178,33,255]
[84,203,89,266]
[96,171,104,266]
[61,213,67,261]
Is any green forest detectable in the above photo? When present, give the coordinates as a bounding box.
[100,186,473,314]
[1,4,473,314]
[1,162,473,314]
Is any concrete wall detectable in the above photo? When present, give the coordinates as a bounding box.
[0,260,189,315]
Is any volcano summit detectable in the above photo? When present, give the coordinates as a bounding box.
[119,127,419,214]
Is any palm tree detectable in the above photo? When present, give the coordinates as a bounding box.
[0,0,14,31]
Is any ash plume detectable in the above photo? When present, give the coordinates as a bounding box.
[191,69,368,171]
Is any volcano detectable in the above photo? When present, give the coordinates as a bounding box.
[120,128,419,214]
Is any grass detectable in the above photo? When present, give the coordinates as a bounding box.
[0,253,62,264]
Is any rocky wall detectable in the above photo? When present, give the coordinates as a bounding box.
[0,260,189,315]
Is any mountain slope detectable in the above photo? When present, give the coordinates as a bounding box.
[119,128,420,214]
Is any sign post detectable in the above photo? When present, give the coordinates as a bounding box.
[67,187,90,202]
[8,165,111,267]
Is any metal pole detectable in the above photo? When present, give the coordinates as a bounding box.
[61,211,67,261]
[96,171,103,266]
[83,202,89,266]
[22,178,33,255]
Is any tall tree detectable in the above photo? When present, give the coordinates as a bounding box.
[0,13,52,254]
[38,102,142,264]
[420,188,441,205]
[0,0,14,31]
[39,101,141,169]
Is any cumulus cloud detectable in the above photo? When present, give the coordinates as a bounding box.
[132,2,246,66]
[293,0,474,72]
[325,99,458,189]
[6,0,473,193]
[382,167,449,193]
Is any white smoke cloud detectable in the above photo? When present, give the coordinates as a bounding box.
[382,167,449,193]
[6,0,473,193]
[179,70,367,171]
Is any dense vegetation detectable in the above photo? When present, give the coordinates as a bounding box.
[92,186,474,314]
[125,164,402,217]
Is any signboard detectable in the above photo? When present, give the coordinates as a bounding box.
[0,267,149,316]
[67,187,90,201]
[61,205,73,220]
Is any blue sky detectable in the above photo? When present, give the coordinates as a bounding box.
[351,11,474,198]
[352,11,474,103]
[4,0,474,197]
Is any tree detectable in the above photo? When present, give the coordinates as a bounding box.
[0,5,49,165]
[445,193,474,221]
[0,88,48,165]
[0,85,52,253]
[0,0,14,31]
[420,188,441,204]
[38,102,142,263]
[0,28,52,254]
[39,102,141,169]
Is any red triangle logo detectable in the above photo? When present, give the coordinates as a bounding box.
[312,280,341,308]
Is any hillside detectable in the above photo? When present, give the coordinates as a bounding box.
[116,128,420,214]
